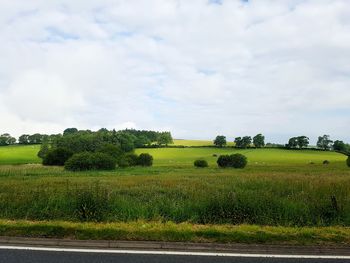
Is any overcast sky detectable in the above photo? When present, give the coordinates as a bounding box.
[1,0,349,143]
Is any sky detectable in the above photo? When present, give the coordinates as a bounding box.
[0,0,349,144]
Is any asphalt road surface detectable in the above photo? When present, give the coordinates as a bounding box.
[1,247,350,263]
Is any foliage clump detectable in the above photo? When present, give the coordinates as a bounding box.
[65,152,116,171]
[137,153,153,166]
[43,148,74,166]
[217,154,247,168]
[213,135,226,147]
[347,156,350,167]
[194,159,208,168]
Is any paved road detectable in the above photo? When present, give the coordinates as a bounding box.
[1,248,350,263]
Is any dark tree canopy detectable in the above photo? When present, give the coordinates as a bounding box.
[287,136,309,149]
[253,134,265,148]
[235,136,252,148]
[157,132,173,146]
[63,128,79,136]
[333,140,346,152]
[137,153,153,166]
[0,133,16,146]
[317,135,333,150]
[214,135,226,147]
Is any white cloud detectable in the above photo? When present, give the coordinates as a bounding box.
[0,0,350,143]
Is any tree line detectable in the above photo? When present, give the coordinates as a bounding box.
[213,134,350,154]
[0,128,173,147]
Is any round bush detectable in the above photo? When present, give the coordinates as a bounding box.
[323,160,330,165]
[347,156,350,167]
[217,155,232,168]
[124,153,139,166]
[217,154,247,168]
[65,152,116,171]
[43,148,74,166]
[194,159,208,168]
[137,153,153,167]
[230,153,248,168]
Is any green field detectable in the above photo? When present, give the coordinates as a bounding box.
[0,144,345,167]
[0,145,41,165]
[0,144,349,244]
[172,139,234,146]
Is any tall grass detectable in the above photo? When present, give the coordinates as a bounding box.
[0,164,349,226]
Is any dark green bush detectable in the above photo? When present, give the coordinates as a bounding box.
[124,153,139,166]
[194,159,208,168]
[42,148,74,166]
[137,153,153,166]
[323,160,330,165]
[65,152,116,171]
[230,153,248,168]
[217,154,247,168]
[347,156,350,167]
[217,155,232,168]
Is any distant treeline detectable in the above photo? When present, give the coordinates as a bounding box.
[213,134,350,155]
[0,128,173,149]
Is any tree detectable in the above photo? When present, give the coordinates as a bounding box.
[134,135,151,147]
[214,135,226,147]
[157,132,173,146]
[287,136,309,149]
[317,135,333,150]
[287,137,298,148]
[0,133,16,146]
[37,141,50,159]
[235,136,251,148]
[137,153,153,166]
[253,134,265,148]
[333,140,346,152]
[28,133,44,144]
[297,136,309,149]
[63,128,78,136]
[18,134,30,144]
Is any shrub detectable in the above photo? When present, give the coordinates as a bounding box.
[194,159,208,168]
[137,153,153,167]
[124,153,139,166]
[323,160,330,165]
[347,156,350,167]
[65,152,116,171]
[42,148,74,166]
[217,154,247,168]
[230,153,248,168]
[217,155,232,168]
[37,143,50,159]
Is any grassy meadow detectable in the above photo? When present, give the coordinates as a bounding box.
[0,143,349,244]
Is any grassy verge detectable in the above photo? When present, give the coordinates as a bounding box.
[0,164,349,226]
[0,219,350,246]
